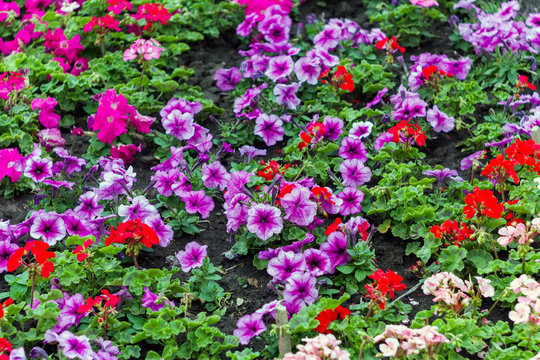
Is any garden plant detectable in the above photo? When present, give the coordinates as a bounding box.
[0,0,539,359]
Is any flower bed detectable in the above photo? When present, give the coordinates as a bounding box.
[0,0,539,359]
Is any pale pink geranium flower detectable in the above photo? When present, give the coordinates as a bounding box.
[509,302,531,324]
[474,277,494,298]
[410,0,439,7]
[379,338,399,357]
[123,38,165,62]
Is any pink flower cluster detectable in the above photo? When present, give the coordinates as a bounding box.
[0,71,26,100]
[123,38,165,62]
[508,275,540,325]
[374,325,450,358]
[422,272,494,313]
[282,333,350,360]
[43,28,88,76]
[497,218,540,247]
[31,97,66,147]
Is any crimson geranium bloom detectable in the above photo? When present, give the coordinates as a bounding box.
[388,120,427,147]
[365,269,406,310]
[376,36,405,53]
[480,154,519,186]
[430,220,473,246]
[463,187,504,220]
[314,305,351,334]
[6,241,55,278]
[106,218,159,268]
[505,139,540,168]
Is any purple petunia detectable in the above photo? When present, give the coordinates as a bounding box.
[57,331,95,360]
[247,204,283,241]
[254,113,284,146]
[0,240,18,273]
[424,168,461,188]
[365,87,388,109]
[303,248,330,277]
[201,161,230,191]
[337,187,364,216]
[142,287,173,311]
[320,231,351,273]
[117,195,158,222]
[460,150,485,171]
[339,159,372,186]
[280,186,317,226]
[267,251,306,282]
[176,241,208,272]
[322,115,344,141]
[349,121,374,139]
[283,272,318,308]
[391,96,428,122]
[74,191,103,220]
[313,23,341,50]
[30,212,66,246]
[24,156,53,182]
[294,57,321,85]
[53,147,87,175]
[181,190,215,219]
[265,55,294,82]
[162,109,195,141]
[152,168,181,197]
[426,105,455,133]
[214,67,241,91]
[233,313,266,345]
[145,215,174,247]
[56,293,86,332]
[338,136,368,161]
[238,145,267,162]
[273,83,301,109]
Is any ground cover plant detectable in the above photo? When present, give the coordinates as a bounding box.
[0,0,539,359]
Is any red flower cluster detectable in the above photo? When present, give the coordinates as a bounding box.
[505,138,540,170]
[77,289,120,331]
[319,66,354,92]
[365,269,406,310]
[314,305,351,334]
[376,36,405,53]
[73,238,95,262]
[106,218,159,259]
[430,220,473,246]
[257,160,291,181]
[325,217,343,236]
[83,15,121,33]
[0,338,12,360]
[133,3,171,31]
[298,122,325,150]
[516,75,536,91]
[7,241,55,278]
[421,65,453,80]
[388,120,427,147]
[463,187,504,220]
[0,298,13,320]
[480,154,519,186]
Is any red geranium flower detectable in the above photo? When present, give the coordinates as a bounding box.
[106,218,159,268]
[516,75,535,91]
[73,238,95,262]
[430,220,473,246]
[325,217,342,236]
[7,241,55,278]
[463,187,504,219]
[376,36,405,53]
[365,269,406,310]
[480,154,519,186]
[314,305,351,333]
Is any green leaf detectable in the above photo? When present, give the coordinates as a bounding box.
[467,250,493,270]
[439,246,467,272]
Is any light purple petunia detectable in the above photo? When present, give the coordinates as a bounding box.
[225,193,250,233]
[24,156,53,182]
[30,212,66,246]
[283,272,318,308]
[338,136,368,161]
[145,215,173,247]
[152,168,181,197]
[233,313,266,345]
[426,105,455,133]
[57,331,95,360]
[162,109,195,141]
[460,150,485,171]
[313,23,341,50]
[142,287,168,311]
[118,195,158,222]
[280,186,317,226]
[365,87,388,109]
[254,113,284,146]
[374,131,394,151]
[74,191,103,220]
[0,240,18,273]
[160,97,202,120]
[294,57,321,85]
[181,190,214,219]
[349,121,374,139]
[265,55,294,82]
[307,48,339,67]
[273,83,301,109]
[176,241,208,272]
[440,57,472,80]
[247,204,283,241]
[151,146,184,172]
[322,116,344,141]
[424,168,460,188]
[53,147,87,175]
[303,248,330,277]
[226,170,254,196]
[56,293,86,332]
[340,159,372,187]
[337,187,364,216]
[392,96,428,122]
[233,83,268,114]
[320,231,351,273]
[238,145,267,162]
[267,251,306,282]
[214,67,241,92]
[201,161,230,191]
[61,210,92,238]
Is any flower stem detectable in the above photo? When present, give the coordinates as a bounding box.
[486,233,500,260]
[139,67,145,92]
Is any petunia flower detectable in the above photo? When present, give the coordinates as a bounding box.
[30,212,66,246]
[233,313,266,345]
[214,67,241,91]
[294,57,321,85]
[423,168,459,188]
[338,137,368,161]
[254,113,284,146]
[247,204,283,241]
[145,215,173,248]
[31,97,60,128]
[339,159,372,186]
[265,55,294,82]
[201,161,230,191]
[238,145,267,162]
[162,109,195,141]
[24,156,53,183]
[349,121,374,139]
[57,331,95,360]
[142,287,168,311]
[117,195,158,222]
[273,83,301,109]
[0,148,23,182]
[280,186,317,226]
[0,240,18,273]
[426,105,455,133]
[74,192,104,220]
[176,241,207,272]
[267,251,306,282]
[322,116,344,141]
[320,231,350,273]
[303,248,331,277]
[283,272,318,308]
[336,187,364,216]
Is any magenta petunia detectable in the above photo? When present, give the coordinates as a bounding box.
[254,113,284,146]
[24,156,53,183]
[294,57,321,85]
[30,212,66,246]
[152,168,181,197]
[0,240,18,273]
[176,241,208,272]
[181,190,215,219]
[337,187,364,216]
[267,250,306,282]
[141,287,171,311]
[162,109,195,141]
[322,116,344,141]
[145,215,174,247]
[117,195,158,222]
[283,272,318,308]
[339,158,372,187]
[74,191,103,220]
[214,67,242,91]
[225,193,250,233]
[201,161,230,191]
[247,203,283,241]
[31,97,60,128]
[426,105,455,133]
[303,248,331,277]
[238,145,267,162]
[338,137,368,162]
[320,231,351,273]
[265,55,294,82]
[313,23,341,50]
[57,331,94,360]
[273,83,301,109]
[37,128,66,148]
[233,313,266,346]
[280,186,317,226]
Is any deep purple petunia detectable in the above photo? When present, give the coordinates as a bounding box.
[426,105,455,133]
[53,147,87,175]
[365,87,388,109]
[74,191,103,220]
[280,186,317,226]
[392,96,428,121]
[294,57,321,85]
[337,187,364,216]
[61,210,92,238]
[181,190,214,219]
[320,231,351,273]
[267,251,306,282]
[152,168,181,197]
[233,313,266,345]
[30,212,66,246]
[247,204,283,241]
[201,161,230,191]
[225,193,250,233]
[176,241,208,272]
[424,168,460,188]
[303,248,331,277]
[283,272,318,308]
[57,331,95,360]
[233,83,268,114]
[214,67,241,91]
[322,116,344,141]
[374,131,394,151]
[265,55,294,82]
[273,83,301,109]
[162,109,195,141]
[117,195,158,222]
[339,159,372,186]
[24,156,53,182]
[0,240,18,273]
[142,287,168,311]
[338,136,368,161]
[254,113,284,146]
[238,145,267,162]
